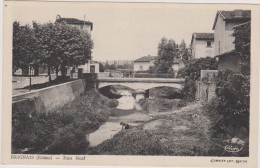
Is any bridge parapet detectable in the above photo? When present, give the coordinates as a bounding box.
[97,77,185,83]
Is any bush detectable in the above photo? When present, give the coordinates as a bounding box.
[47,125,89,154]
[177,57,218,102]
[215,70,250,133]
[12,90,111,154]
[107,99,119,108]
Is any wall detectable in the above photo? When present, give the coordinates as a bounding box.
[12,79,87,113]
[78,63,99,73]
[218,53,241,72]
[196,70,218,102]
[134,62,153,71]
[214,15,226,56]
[69,24,92,33]
[192,39,215,59]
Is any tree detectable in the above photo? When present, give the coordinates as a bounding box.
[178,40,192,62]
[233,22,250,75]
[99,63,105,72]
[13,22,40,75]
[154,37,179,73]
[33,21,94,77]
[177,57,218,101]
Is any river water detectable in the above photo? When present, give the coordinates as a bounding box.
[88,90,148,147]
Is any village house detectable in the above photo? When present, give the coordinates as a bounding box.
[133,55,156,72]
[133,55,184,76]
[191,33,215,59]
[55,15,93,33]
[213,10,251,72]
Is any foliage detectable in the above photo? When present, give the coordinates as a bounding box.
[12,90,111,154]
[13,21,94,77]
[99,63,105,72]
[177,57,218,101]
[233,22,250,75]
[13,22,41,74]
[154,37,179,73]
[177,57,218,80]
[178,40,192,62]
[215,70,250,131]
[107,99,119,108]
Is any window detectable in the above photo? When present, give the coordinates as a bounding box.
[80,25,83,29]
[139,65,143,71]
[207,41,212,47]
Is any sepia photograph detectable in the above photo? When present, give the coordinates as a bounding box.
[1,1,259,167]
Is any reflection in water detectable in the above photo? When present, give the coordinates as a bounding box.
[116,91,136,110]
[88,90,145,147]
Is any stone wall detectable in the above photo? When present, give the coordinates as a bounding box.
[196,70,218,102]
[12,79,87,114]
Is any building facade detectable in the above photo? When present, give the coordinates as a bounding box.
[191,33,214,59]
[55,15,93,33]
[213,10,251,72]
[133,56,156,72]
[212,10,251,56]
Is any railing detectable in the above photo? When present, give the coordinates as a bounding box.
[133,73,175,78]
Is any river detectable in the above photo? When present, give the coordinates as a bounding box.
[87,90,149,147]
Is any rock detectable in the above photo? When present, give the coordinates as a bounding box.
[231,137,245,146]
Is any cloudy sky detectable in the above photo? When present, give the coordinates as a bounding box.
[9,1,243,61]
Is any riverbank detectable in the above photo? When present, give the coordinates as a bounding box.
[12,89,117,154]
[89,103,248,156]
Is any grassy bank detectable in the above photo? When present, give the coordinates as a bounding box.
[12,89,117,154]
[139,98,186,113]
[90,103,248,156]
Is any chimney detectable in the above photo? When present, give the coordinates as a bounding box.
[56,15,61,20]
[234,10,243,18]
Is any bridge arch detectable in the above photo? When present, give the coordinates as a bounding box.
[98,81,183,90]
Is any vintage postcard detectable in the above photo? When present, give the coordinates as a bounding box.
[1,1,259,167]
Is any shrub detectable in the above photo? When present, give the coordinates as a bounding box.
[215,70,250,133]
[47,124,89,154]
[107,99,119,108]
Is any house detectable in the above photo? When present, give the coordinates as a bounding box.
[55,15,93,33]
[213,10,251,72]
[213,10,251,56]
[133,55,184,75]
[70,60,100,79]
[191,33,215,59]
[133,55,156,72]
[215,21,250,72]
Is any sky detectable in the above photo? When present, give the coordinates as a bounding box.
[9,1,242,61]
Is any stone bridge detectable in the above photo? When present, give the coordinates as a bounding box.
[97,77,185,90]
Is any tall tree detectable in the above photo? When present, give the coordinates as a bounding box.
[178,40,192,62]
[154,37,179,73]
[13,22,40,75]
[33,21,94,77]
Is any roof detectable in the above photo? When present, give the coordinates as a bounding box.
[56,16,93,31]
[134,56,156,62]
[212,10,251,30]
[233,21,251,29]
[214,50,236,58]
[191,33,214,45]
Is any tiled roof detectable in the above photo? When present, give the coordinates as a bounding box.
[213,10,251,30]
[219,10,251,20]
[56,17,93,30]
[193,33,214,40]
[191,33,214,45]
[134,56,156,62]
